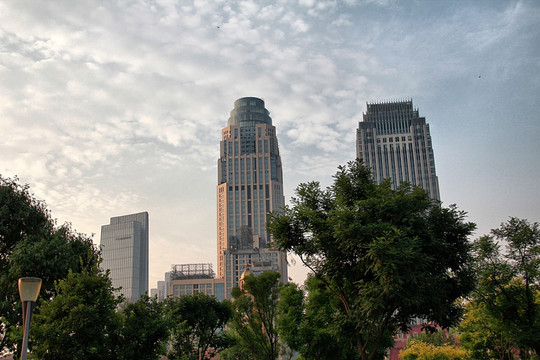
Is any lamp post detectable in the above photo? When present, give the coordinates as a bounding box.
[18,277,41,360]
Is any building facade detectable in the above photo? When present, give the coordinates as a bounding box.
[217,97,288,297]
[168,263,226,302]
[356,100,440,200]
[161,97,288,302]
[100,211,149,302]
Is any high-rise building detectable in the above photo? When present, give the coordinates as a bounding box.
[356,100,440,200]
[161,97,289,301]
[100,211,149,302]
[357,101,440,358]
[217,97,288,297]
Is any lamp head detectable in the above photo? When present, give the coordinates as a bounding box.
[18,277,42,302]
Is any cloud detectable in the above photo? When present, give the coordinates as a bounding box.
[1,0,539,288]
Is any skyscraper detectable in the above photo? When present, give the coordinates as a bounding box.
[217,97,288,296]
[356,100,440,200]
[100,211,149,302]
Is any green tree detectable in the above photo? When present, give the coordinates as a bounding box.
[219,338,253,360]
[166,292,233,360]
[460,218,540,359]
[30,259,122,360]
[459,300,518,360]
[268,160,476,360]
[0,176,98,355]
[229,271,282,360]
[118,294,169,360]
[277,275,360,360]
[276,282,304,355]
[413,329,457,347]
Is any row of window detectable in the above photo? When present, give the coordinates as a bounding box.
[360,142,435,192]
[223,137,275,156]
[228,184,272,200]
[228,213,268,231]
[220,156,279,184]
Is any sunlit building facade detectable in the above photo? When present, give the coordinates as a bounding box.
[217,97,288,297]
[100,211,149,302]
[356,100,440,200]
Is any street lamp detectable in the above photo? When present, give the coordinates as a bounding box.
[18,277,41,360]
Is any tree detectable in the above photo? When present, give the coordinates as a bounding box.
[276,282,304,355]
[0,176,98,355]
[277,275,360,360]
[460,218,540,359]
[166,293,233,360]
[459,300,518,360]
[399,339,468,360]
[268,159,476,360]
[229,271,282,360]
[118,294,169,360]
[412,329,457,347]
[30,259,122,360]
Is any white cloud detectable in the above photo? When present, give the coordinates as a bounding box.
[1,0,539,288]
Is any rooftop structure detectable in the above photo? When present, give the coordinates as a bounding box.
[170,263,216,281]
[357,100,440,200]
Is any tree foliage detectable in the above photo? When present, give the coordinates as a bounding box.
[229,271,282,360]
[399,339,468,360]
[0,176,98,355]
[460,218,540,359]
[277,275,360,360]
[413,330,457,347]
[118,294,170,360]
[459,300,519,360]
[30,260,122,360]
[268,160,476,360]
[166,292,233,360]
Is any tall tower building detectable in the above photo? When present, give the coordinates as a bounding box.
[100,211,149,302]
[356,100,440,200]
[217,97,288,296]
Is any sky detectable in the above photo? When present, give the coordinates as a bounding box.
[1,0,539,289]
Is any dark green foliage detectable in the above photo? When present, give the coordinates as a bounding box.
[118,295,170,360]
[166,292,233,360]
[30,261,122,360]
[276,282,305,354]
[277,276,360,360]
[0,176,98,355]
[412,329,456,347]
[268,159,476,360]
[219,339,253,360]
[228,271,282,360]
[460,218,540,359]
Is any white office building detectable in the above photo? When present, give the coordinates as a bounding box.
[100,211,149,302]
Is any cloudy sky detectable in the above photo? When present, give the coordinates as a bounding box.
[1,0,539,288]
